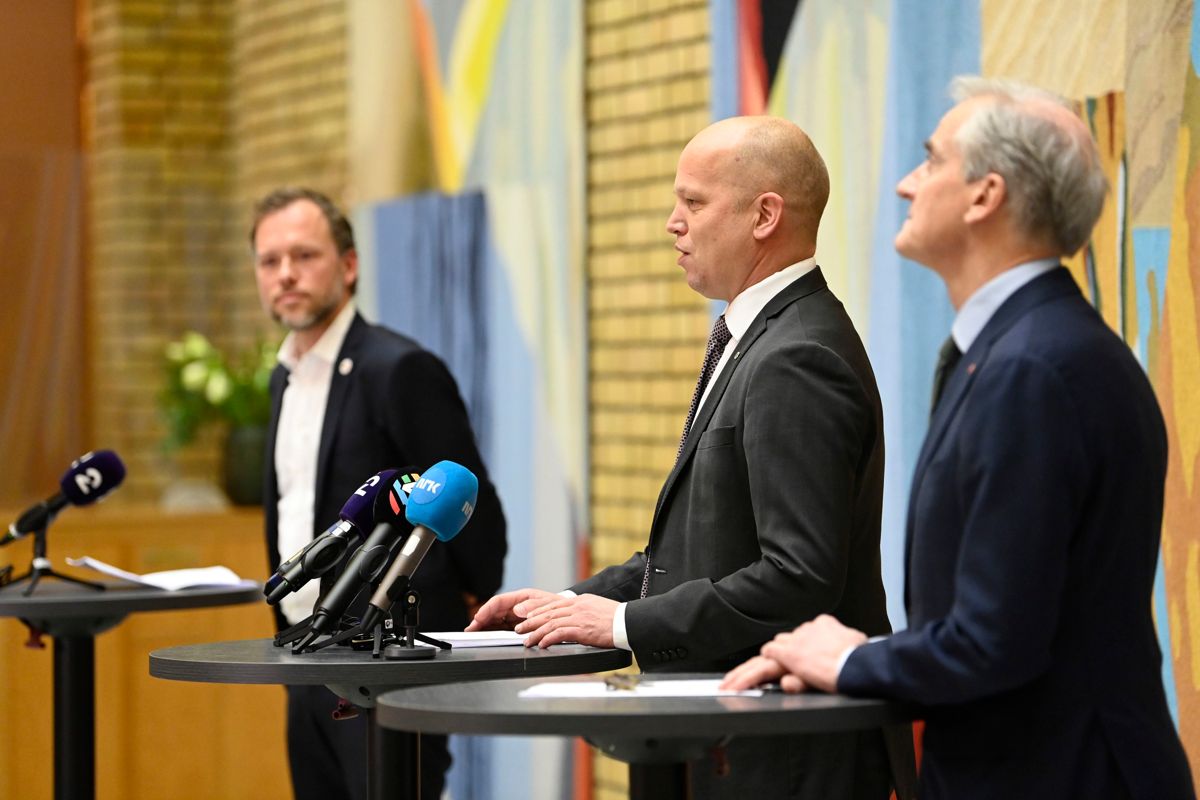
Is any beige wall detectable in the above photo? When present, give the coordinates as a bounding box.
[0,0,87,505]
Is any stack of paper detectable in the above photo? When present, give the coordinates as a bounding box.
[519,679,764,698]
[66,556,247,591]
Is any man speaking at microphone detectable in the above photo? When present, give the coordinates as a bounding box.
[251,187,507,800]
[469,118,906,798]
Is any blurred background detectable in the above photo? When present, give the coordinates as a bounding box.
[0,1,1196,798]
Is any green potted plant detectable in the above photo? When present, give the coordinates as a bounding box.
[160,331,276,505]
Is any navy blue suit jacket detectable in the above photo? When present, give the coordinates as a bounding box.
[840,268,1194,798]
[264,313,507,634]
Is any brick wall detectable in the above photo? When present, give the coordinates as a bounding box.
[231,0,348,219]
[584,1,711,797]
[86,0,238,501]
[84,0,348,503]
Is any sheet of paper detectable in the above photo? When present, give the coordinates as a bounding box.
[66,556,247,591]
[426,631,528,648]
[519,679,764,699]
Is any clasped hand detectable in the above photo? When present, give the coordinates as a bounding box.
[466,588,618,649]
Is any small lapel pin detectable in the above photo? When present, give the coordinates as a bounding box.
[967,363,977,375]
[338,357,354,376]
[733,351,741,360]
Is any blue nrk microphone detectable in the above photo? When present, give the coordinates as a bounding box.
[264,469,399,605]
[3,450,126,545]
[298,471,423,642]
[358,460,479,632]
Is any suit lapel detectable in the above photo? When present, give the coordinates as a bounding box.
[314,314,366,504]
[651,267,830,526]
[904,267,1083,601]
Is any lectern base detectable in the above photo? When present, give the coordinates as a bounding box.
[383,643,436,660]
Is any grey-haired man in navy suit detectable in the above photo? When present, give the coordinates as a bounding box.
[723,77,1195,800]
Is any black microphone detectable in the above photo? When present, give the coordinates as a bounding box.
[300,471,422,642]
[264,469,399,605]
[357,460,478,633]
[3,451,126,545]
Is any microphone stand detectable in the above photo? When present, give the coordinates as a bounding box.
[7,527,106,597]
[381,585,450,660]
[298,579,451,658]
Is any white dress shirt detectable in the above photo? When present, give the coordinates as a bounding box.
[274,302,357,624]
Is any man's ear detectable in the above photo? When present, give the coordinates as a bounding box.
[752,192,784,240]
[964,173,1006,224]
[342,248,359,291]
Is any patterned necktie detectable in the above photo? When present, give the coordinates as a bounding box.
[676,314,732,463]
[642,316,732,600]
[930,335,962,415]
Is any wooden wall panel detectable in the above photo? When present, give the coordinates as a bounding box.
[0,508,288,800]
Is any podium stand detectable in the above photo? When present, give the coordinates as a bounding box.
[376,674,917,800]
[0,581,261,800]
[150,637,631,799]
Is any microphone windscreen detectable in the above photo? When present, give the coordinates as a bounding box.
[59,450,126,506]
[376,470,422,525]
[404,460,478,542]
[339,469,398,530]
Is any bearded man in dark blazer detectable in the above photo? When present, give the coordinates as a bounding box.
[469,117,910,798]
[723,78,1196,800]
[252,187,507,800]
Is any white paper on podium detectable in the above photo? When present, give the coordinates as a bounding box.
[427,631,527,648]
[519,679,764,699]
[66,556,248,591]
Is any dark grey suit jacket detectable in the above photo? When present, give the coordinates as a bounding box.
[573,268,904,798]
[574,267,891,668]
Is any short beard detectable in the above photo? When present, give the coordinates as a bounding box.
[273,297,339,332]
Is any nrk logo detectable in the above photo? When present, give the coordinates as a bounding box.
[415,477,442,495]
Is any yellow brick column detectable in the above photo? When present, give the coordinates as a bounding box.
[585,1,711,797]
[86,0,239,501]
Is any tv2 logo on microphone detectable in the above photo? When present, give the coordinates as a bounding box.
[70,452,113,497]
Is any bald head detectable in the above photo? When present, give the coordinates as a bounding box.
[948,76,1108,254]
[685,116,830,242]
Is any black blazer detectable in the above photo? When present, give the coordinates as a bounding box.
[573,268,891,670]
[841,269,1195,799]
[264,313,507,634]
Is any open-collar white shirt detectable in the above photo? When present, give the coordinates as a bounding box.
[274,301,357,624]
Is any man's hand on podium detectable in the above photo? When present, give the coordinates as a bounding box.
[467,587,618,649]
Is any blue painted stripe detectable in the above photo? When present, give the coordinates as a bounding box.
[867,0,980,628]
[710,0,739,120]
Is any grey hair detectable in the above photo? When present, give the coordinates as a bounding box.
[949,76,1108,254]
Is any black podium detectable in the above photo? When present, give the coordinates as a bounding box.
[149,638,631,799]
[376,674,917,800]
[0,581,261,800]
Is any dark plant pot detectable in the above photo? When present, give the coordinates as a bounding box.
[223,425,267,506]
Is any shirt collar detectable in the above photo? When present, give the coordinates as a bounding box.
[723,256,818,339]
[951,258,1058,352]
[276,301,357,370]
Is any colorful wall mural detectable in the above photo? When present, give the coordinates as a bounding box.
[337,0,1199,793]
[718,0,1200,775]
[347,2,586,798]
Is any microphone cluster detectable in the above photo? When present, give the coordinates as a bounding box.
[267,460,478,657]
